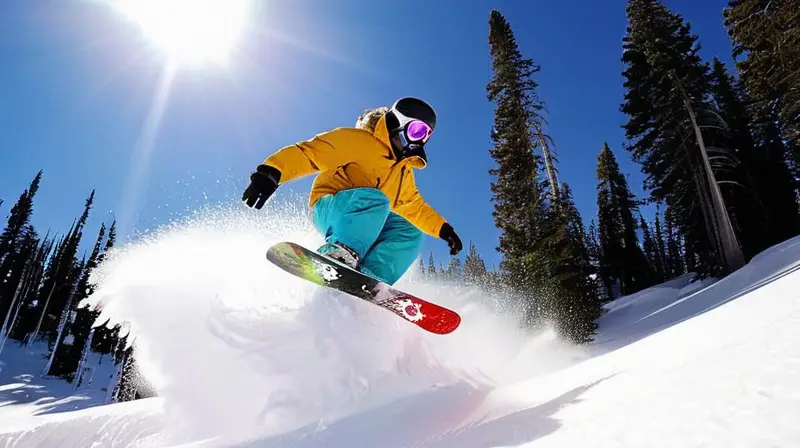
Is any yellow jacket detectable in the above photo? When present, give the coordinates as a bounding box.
[262,113,447,237]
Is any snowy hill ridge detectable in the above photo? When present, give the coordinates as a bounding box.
[1,205,799,447]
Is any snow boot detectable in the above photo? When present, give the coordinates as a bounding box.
[317,242,360,270]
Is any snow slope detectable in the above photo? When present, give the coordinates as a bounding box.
[0,341,117,420]
[1,200,799,447]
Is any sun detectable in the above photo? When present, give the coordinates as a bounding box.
[112,0,250,66]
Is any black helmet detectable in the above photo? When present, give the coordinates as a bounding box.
[385,97,436,134]
[384,97,436,165]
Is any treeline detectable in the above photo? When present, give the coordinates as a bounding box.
[479,0,800,344]
[0,171,141,402]
[419,242,494,285]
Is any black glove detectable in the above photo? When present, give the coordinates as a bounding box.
[439,222,463,256]
[242,164,281,209]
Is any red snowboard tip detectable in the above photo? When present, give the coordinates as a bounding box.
[383,295,461,335]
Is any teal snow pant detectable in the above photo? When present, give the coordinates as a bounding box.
[312,187,424,285]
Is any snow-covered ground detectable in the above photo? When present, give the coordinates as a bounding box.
[0,341,116,419]
[1,201,798,447]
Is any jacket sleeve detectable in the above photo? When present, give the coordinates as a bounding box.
[262,128,361,184]
[395,175,447,238]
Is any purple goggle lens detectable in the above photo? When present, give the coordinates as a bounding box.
[405,120,433,143]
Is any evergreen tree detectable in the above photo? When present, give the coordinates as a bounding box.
[486,9,550,279]
[91,221,119,356]
[0,171,41,261]
[20,190,94,343]
[463,242,488,285]
[707,58,799,256]
[546,184,603,342]
[48,222,107,379]
[595,143,650,296]
[654,210,669,279]
[6,232,57,342]
[621,0,740,276]
[664,207,684,277]
[0,171,42,325]
[639,215,662,283]
[724,0,800,154]
[584,220,606,301]
[426,251,437,279]
[0,225,39,343]
[487,10,602,342]
[446,256,463,281]
[487,9,556,331]
[584,220,601,271]
[750,115,800,240]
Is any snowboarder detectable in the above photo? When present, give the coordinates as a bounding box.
[242,97,463,286]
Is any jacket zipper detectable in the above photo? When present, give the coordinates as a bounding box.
[394,166,406,206]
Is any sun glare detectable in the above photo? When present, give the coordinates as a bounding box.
[113,0,250,66]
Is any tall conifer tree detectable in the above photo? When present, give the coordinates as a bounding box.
[487,10,602,341]
[486,9,550,282]
[0,171,42,323]
[724,0,800,155]
[621,0,736,276]
[596,143,650,296]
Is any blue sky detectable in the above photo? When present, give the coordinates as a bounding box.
[0,0,735,269]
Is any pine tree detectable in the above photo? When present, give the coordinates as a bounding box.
[0,225,39,347]
[584,221,601,270]
[639,215,662,283]
[664,207,685,277]
[487,10,602,342]
[751,116,800,240]
[91,221,119,356]
[584,220,605,301]
[487,9,554,332]
[0,171,42,325]
[0,171,41,261]
[621,0,741,276]
[595,143,650,296]
[463,242,488,285]
[546,184,603,342]
[6,232,57,343]
[707,58,799,256]
[21,190,94,344]
[446,256,463,281]
[48,222,107,379]
[654,210,669,279]
[486,9,550,279]
[724,0,800,154]
[427,251,437,278]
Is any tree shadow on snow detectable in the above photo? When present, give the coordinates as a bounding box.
[0,374,51,406]
[0,373,99,416]
[594,256,800,356]
[234,376,610,448]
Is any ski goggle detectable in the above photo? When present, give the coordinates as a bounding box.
[404,120,433,144]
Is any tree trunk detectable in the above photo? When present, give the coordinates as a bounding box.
[535,127,560,199]
[672,71,746,273]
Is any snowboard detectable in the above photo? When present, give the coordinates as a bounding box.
[266,241,461,335]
